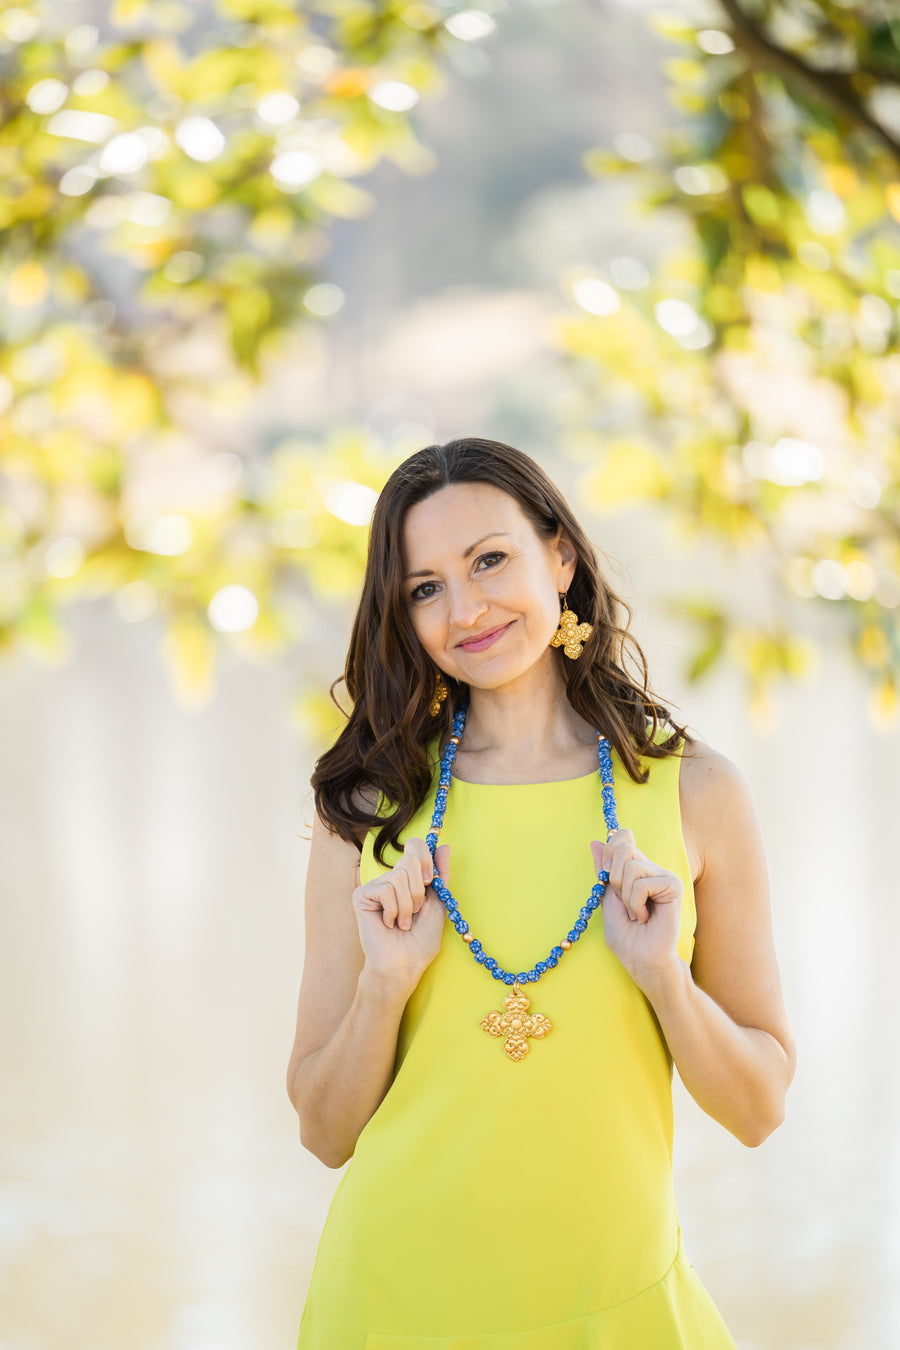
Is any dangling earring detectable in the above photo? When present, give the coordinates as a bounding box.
[549,590,593,659]
[428,673,449,717]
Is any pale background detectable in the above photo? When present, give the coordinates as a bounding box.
[2,0,898,1346]
[2,525,897,1350]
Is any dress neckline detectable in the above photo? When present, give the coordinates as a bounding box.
[449,766,602,788]
[434,732,614,788]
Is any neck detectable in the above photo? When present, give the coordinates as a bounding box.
[454,660,597,766]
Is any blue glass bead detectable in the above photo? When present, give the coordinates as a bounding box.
[429,691,622,995]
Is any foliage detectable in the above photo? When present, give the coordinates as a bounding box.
[554,0,900,729]
[0,0,473,708]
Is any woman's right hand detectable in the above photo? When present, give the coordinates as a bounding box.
[352,838,451,991]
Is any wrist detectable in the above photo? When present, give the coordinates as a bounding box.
[358,964,416,1009]
[636,956,692,1012]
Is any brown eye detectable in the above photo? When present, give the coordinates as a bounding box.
[409,552,505,602]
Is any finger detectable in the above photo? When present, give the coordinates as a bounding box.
[621,858,650,922]
[433,843,451,886]
[406,838,435,893]
[356,878,400,927]
[606,831,640,896]
[393,865,417,930]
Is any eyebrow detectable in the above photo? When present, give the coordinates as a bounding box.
[403,532,511,581]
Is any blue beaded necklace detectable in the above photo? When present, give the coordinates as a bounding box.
[425,691,622,1061]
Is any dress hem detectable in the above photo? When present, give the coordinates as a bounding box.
[361,1227,738,1349]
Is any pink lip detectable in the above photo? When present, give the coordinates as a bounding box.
[457,621,514,652]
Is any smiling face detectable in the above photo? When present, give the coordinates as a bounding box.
[400,481,577,686]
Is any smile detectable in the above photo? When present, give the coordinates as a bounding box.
[457,621,515,652]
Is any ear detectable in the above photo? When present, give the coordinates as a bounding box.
[553,529,578,589]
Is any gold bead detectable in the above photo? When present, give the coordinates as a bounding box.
[463,932,474,943]
[560,939,572,950]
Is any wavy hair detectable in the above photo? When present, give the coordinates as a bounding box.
[310,437,694,869]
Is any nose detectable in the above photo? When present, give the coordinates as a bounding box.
[445,580,489,631]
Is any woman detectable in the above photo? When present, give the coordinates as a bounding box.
[287,437,796,1348]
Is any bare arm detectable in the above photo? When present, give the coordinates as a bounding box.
[646,743,797,1147]
[290,968,412,1169]
[286,806,412,1169]
[287,801,448,1168]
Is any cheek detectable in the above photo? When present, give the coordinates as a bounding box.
[409,607,438,647]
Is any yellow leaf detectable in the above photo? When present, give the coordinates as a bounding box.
[581,438,672,511]
[744,254,782,292]
[304,176,375,219]
[748,687,782,735]
[182,48,251,99]
[868,680,898,731]
[248,206,294,249]
[663,57,706,85]
[162,617,216,709]
[107,372,161,436]
[142,37,184,92]
[825,164,858,198]
[324,68,371,99]
[858,625,890,668]
[169,170,219,210]
[8,263,49,308]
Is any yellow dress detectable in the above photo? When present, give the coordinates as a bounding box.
[296,724,739,1349]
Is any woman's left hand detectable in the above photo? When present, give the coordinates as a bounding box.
[589,828,684,996]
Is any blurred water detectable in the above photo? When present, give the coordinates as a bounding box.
[0,599,897,1349]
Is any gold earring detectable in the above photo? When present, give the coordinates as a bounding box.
[549,590,593,659]
[428,673,449,716]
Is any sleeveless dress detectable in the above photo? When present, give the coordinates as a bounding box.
[296,723,739,1349]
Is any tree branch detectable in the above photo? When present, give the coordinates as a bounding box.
[717,0,900,167]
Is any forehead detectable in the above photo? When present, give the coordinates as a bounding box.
[402,482,526,555]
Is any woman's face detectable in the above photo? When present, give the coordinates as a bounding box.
[400,481,576,686]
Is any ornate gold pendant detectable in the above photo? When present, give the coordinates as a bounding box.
[549,605,592,659]
[481,981,552,1061]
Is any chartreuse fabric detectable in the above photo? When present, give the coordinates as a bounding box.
[296,723,738,1348]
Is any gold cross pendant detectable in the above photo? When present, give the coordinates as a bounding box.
[480,980,552,1061]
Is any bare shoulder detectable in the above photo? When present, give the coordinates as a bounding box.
[675,735,751,886]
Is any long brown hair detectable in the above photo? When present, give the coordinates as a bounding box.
[311,437,694,868]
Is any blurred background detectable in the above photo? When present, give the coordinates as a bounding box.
[1,0,899,1347]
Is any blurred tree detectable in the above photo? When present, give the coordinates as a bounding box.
[554,0,900,729]
[0,0,487,714]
